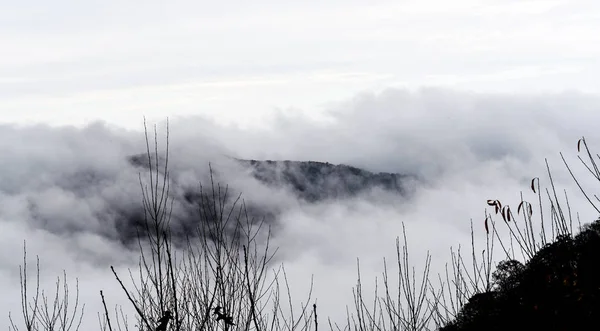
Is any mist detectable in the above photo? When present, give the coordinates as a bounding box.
[1,88,599,329]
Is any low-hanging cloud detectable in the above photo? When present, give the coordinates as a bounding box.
[1,88,600,329]
[197,88,596,178]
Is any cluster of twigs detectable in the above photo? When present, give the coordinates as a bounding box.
[95,120,316,331]
[8,243,84,331]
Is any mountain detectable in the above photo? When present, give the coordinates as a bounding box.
[128,154,415,202]
[115,155,417,244]
[237,159,415,202]
[128,154,415,201]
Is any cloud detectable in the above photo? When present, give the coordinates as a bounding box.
[191,88,596,178]
[4,0,600,133]
[1,88,600,328]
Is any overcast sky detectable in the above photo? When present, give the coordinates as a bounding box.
[3,0,600,128]
[3,0,600,329]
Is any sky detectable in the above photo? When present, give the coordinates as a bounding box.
[3,0,600,330]
[3,0,600,128]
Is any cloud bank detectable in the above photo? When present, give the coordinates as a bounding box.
[1,88,599,328]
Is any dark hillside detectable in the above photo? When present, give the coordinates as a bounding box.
[441,220,600,331]
[238,159,415,202]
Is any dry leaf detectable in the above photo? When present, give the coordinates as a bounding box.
[484,217,489,234]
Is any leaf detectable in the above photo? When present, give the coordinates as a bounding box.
[500,206,512,222]
[531,178,537,193]
[494,200,502,214]
[484,217,489,234]
[528,204,533,218]
[517,201,524,215]
[578,138,583,152]
[487,199,496,206]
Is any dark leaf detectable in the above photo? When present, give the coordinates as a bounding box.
[518,201,524,215]
[531,177,538,194]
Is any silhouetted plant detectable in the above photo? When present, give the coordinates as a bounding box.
[8,242,84,331]
[439,137,600,331]
[337,223,435,331]
[99,119,316,331]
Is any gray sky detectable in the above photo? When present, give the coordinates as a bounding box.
[3,0,600,128]
[3,0,600,329]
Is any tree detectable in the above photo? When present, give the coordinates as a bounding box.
[99,120,316,331]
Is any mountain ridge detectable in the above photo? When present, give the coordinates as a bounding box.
[128,154,416,202]
[235,158,415,202]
